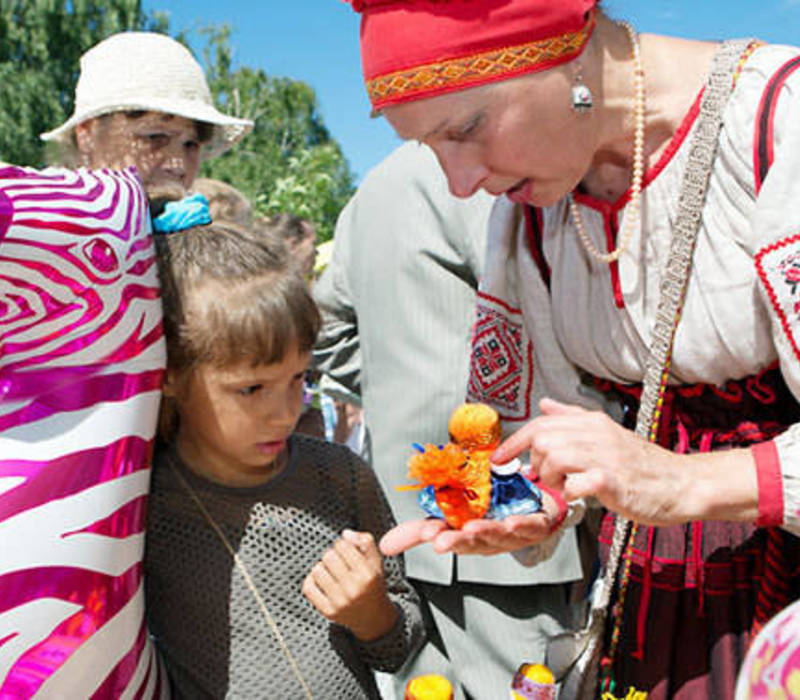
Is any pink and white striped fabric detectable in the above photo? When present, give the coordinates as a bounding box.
[0,167,167,698]
[736,599,800,699]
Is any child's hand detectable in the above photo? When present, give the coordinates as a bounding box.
[302,529,399,641]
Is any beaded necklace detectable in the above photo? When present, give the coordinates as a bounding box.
[569,21,644,264]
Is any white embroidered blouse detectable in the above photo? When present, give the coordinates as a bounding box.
[473,43,800,536]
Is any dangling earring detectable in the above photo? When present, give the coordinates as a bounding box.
[571,65,593,113]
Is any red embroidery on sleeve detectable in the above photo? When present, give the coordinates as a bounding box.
[755,233,800,365]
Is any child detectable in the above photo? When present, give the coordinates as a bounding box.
[144,217,424,699]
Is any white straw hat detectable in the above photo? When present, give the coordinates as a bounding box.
[41,32,253,159]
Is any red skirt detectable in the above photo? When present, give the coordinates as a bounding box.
[593,364,800,699]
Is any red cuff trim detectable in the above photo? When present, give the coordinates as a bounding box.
[534,480,568,533]
[753,440,784,528]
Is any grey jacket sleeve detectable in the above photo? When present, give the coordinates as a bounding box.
[313,202,362,398]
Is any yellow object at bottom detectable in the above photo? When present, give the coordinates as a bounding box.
[511,663,556,699]
[602,688,648,700]
[517,663,554,684]
[405,674,454,700]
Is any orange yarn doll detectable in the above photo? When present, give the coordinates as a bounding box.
[404,402,543,528]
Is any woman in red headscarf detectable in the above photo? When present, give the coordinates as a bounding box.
[346,1,800,697]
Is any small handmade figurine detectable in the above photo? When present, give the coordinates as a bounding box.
[510,663,556,700]
[403,403,543,528]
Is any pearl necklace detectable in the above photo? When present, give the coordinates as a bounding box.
[569,21,645,264]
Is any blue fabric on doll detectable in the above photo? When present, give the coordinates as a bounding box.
[418,471,543,521]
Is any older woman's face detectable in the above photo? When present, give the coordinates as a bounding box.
[75,111,202,197]
[384,69,598,207]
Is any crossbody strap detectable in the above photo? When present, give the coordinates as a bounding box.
[604,33,753,612]
[553,38,754,698]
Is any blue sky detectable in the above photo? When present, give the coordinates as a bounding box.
[144,0,800,183]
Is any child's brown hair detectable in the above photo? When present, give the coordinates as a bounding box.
[192,178,253,227]
[155,220,320,436]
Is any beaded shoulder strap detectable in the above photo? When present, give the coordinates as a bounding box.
[551,38,754,698]
[634,38,752,441]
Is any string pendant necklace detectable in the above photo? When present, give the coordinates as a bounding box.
[167,452,314,700]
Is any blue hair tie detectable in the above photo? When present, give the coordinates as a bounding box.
[152,193,212,234]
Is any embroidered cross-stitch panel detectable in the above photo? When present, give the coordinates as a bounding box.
[756,233,800,365]
[467,292,534,422]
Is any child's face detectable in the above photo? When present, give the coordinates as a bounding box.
[167,343,309,487]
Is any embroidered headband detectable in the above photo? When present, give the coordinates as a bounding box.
[152,193,212,234]
[345,0,597,112]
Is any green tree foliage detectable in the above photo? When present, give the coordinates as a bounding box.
[0,0,167,167]
[0,5,354,240]
[198,26,354,242]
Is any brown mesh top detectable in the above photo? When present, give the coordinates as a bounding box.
[145,434,424,699]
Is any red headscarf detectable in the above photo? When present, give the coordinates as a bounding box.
[347,0,597,112]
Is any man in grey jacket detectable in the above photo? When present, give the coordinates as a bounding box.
[314,142,585,699]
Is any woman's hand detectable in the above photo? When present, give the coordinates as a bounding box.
[493,397,757,527]
[303,529,398,641]
[379,490,563,556]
